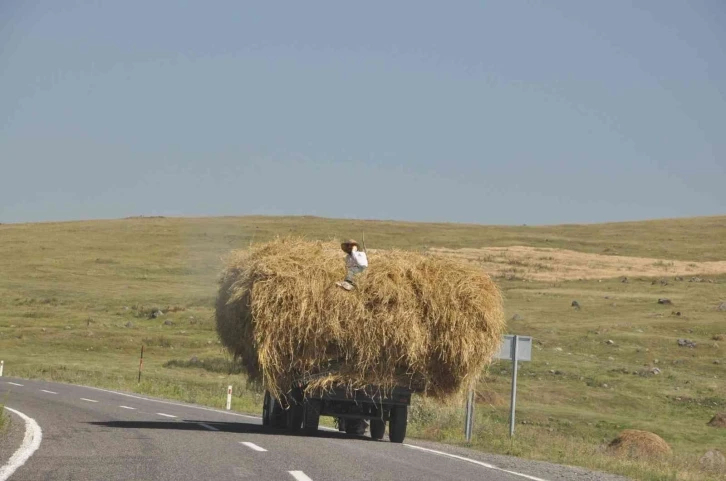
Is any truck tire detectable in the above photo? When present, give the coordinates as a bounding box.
[286,404,303,432]
[344,419,360,434]
[370,419,385,440]
[264,391,286,428]
[388,405,407,443]
[273,402,286,428]
[345,419,367,435]
[303,399,321,435]
[285,388,304,432]
[262,391,272,426]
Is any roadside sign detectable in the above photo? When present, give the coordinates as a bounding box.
[465,334,534,441]
[496,335,532,362]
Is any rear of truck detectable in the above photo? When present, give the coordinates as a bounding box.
[262,381,412,443]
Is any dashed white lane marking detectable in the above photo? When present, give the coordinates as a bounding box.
[82,385,260,419]
[26,380,552,479]
[40,390,57,394]
[80,398,98,403]
[197,422,219,431]
[240,442,267,452]
[7,382,23,387]
[157,413,176,418]
[0,407,43,481]
[288,471,313,481]
[404,444,549,481]
[119,406,136,410]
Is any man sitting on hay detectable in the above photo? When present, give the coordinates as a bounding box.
[336,239,368,291]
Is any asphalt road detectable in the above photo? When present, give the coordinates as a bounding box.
[1,377,630,481]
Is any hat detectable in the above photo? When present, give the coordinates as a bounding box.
[341,239,358,250]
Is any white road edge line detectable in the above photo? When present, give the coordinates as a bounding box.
[80,398,98,403]
[40,390,57,394]
[240,441,267,452]
[157,413,176,418]
[404,444,549,481]
[119,406,136,410]
[7,382,23,387]
[0,407,43,481]
[197,422,219,431]
[288,471,313,481]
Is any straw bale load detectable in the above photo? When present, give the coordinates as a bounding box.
[215,237,505,401]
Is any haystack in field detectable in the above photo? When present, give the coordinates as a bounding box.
[607,430,671,458]
[215,237,505,402]
[708,413,726,428]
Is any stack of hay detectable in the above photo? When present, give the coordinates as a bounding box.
[607,430,671,458]
[215,237,505,401]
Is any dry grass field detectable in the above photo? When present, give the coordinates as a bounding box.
[1,215,724,480]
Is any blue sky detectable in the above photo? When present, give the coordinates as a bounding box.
[1,1,724,225]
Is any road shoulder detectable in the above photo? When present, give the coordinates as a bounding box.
[0,409,25,469]
[406,439,633,481]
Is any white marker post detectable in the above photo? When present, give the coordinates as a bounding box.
[226,385,232,410]
[494,335,533,439]
[0,360,3,377]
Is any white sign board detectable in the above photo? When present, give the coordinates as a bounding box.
[496,335,532,362]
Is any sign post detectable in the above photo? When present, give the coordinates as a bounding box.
[495,335,532,438]
[464,388,474,443]
[509,336,519,437]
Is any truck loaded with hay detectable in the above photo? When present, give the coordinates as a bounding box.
[215,237,505,443]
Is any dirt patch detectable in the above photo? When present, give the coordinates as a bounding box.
[708,413,726,428]
[431,246,726,281]
[607,429,671,458]
[475,390,506,407]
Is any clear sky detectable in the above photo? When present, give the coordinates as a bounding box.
[1,1,724,225]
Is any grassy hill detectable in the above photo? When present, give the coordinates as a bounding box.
[1,215,724,480]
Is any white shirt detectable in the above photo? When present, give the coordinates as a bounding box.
[346,250,368,268]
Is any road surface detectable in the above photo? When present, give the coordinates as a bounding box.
[0,377,629,481]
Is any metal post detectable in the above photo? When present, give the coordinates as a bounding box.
[464,388,474,442]
[226,385,233,410]
[509,335,519,438]
[138,345,144,383]
[0,360,4,377]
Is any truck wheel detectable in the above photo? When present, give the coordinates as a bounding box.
[285,389,304,433]
[272,401,286,429]
[344,419,360,435]
[286,404,303,432]
[388,406,407,443]
[303,399,321,435]
[370,419,385,440]
[264,391,285,428]
[262,391,272,426]
[345,419,367,435]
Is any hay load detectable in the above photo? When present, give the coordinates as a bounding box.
[215,237,505,401]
